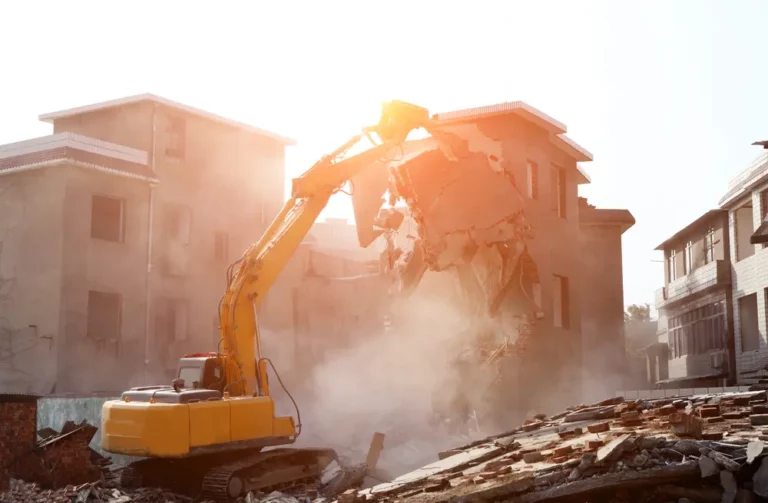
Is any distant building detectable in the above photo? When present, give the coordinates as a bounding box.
[0,94,292,393]
[653,209,733,388]
[308,217,381,261]
[624,320,660,389]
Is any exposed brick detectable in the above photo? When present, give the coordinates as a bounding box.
[587,422,610,433]
[0,399,37,490]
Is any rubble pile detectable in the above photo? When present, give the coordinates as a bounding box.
[0,396,37,490]
[0,479,190,503]
[13,420,113,490]
[13,390,768,502]
[340,390,768,503]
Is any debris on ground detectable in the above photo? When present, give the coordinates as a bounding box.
[9,391,768,502]
[333,390,768,503]
[12,420,115,490]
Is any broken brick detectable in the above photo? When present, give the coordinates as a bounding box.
[703,431,724,440]
[700,405,721,418]
[669,412,703,438]
[723,412,744,420]
[554,445,573,457]
[587,422,610,433]
[706,416,725,423]
[552,456,568,464]
[587,439,604,450]
[523,451,544,464]
[752,415,768,426]
[754,405,768,415]
[657,404,676,416]
[339,489,360,503]
[522,421,544,432]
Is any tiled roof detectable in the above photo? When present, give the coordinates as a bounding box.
[0,133,157,182]
[39,93,296,146]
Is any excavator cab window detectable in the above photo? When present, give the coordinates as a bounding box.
[202,359,225,393]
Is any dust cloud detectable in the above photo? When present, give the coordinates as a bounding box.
[267,281,507,478]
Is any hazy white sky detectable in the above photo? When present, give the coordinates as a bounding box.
[2,0,767,310]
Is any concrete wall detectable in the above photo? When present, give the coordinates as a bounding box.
[57,167,151,392]
[729,187,768,378]
[36,396,135,465]
[0,168,67,394]
[579,224,629,402]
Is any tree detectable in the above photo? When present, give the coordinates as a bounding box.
[624,303,651,323]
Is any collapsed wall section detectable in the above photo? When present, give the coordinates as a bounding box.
[0,395,38,490]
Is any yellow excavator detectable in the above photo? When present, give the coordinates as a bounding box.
[100,101,439,500]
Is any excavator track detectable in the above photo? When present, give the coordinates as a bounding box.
[200,448,338,501]
[119,447,338,501]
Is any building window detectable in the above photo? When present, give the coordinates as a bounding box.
[740,293,759,352]
[157,298,189,343]
[526,161,538,200]
[214,232,229,261]
[736,203,755,261]
[668,249,677,281]
[87,291,122,345]
[164,204,192,245]
[552,275,569,328]
[91,195,125,242]
[704,227,716,264]
[761,190,768,249]
[166,115,186,160]
[684,241,693,274]
[552,166,566,219]
[668,300,726,358]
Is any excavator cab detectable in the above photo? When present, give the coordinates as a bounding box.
[174,352,226,393]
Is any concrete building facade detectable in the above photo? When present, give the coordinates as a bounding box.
[653,210,734,388]
[719,146,768,381]
[0,94,292,394]
[427,102,635,415]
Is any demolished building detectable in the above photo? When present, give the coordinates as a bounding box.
[291,101,636,424]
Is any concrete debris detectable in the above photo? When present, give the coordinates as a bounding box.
[0,479,191,503]
[3,419,112,491]
[11,390,768,502]
[339,390,768,503]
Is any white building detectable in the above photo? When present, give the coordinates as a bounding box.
[719,143,768,380]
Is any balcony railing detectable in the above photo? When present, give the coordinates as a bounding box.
[656,259,730,308]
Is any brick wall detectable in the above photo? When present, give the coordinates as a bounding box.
[730,187,768,378]
[0,397,37,490]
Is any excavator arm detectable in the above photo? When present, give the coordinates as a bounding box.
[219,102,432,397]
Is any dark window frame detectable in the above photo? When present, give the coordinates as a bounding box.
[90,194,126,243]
